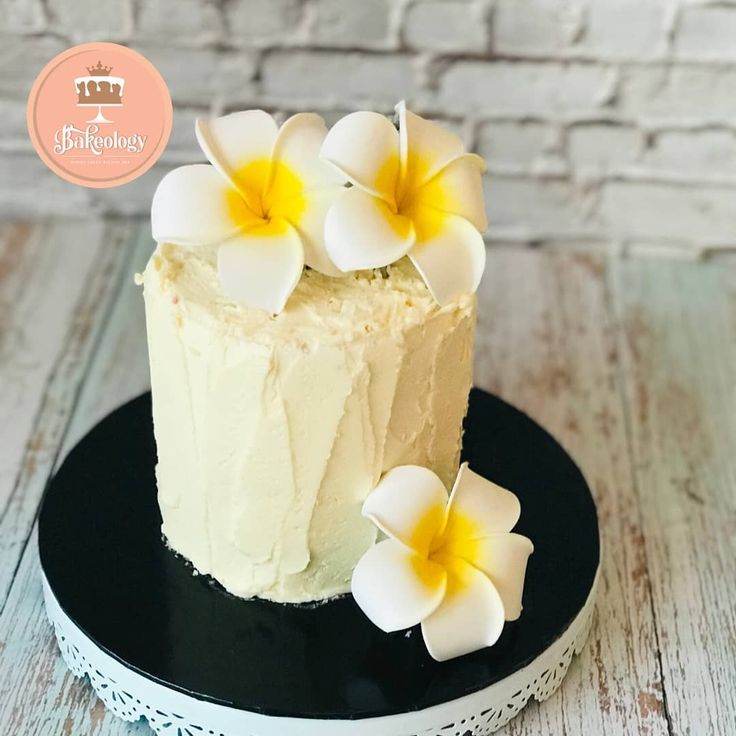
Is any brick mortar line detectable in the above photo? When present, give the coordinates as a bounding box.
[12,28,736,69]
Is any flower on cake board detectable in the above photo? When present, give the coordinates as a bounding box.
[320,101,488,306]
[351,463,533,662]
[151,110,346,314]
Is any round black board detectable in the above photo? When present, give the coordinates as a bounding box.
[38,389,599,720]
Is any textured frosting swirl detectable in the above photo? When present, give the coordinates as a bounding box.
[141,244,476,602]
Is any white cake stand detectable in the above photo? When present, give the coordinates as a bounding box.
[43,571,598,736]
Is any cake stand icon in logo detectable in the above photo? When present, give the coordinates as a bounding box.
[74,61,124,124]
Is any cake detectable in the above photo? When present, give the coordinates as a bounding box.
[143,102,532,661]
[143,247,475,601]
[75,61,124,105]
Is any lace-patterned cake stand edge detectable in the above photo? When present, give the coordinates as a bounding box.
[43,567,598,736]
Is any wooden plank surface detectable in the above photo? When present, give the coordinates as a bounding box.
[613,259,736,736]
[0,221,151,736]
[0,220,137,609]
[475,251,668,736]
[0,222,734,735]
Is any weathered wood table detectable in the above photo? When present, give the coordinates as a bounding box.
[0,219,734,735]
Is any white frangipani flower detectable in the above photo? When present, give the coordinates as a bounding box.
[151,110,346,314]
[352,463,533,662]
[320,101,488,306]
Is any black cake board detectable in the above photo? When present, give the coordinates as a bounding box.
[38,389,600,736]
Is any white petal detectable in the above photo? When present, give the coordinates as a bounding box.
[352,539,447,633]
[271,113,346,190]
[291,187,345,277]
[445,463,521,537]
[419,154,488,232]
[421,558,505,662]
[396,100,467,187]
[363,465,448,556]
[320,111,400,204]
[217,226,304,314]
[196,110,278,204]
[151,164,254,246]
[408,214,486,305]
[325,187,415,271]
[471,533,534,621]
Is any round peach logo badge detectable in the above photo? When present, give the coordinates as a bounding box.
[27,42,172,188]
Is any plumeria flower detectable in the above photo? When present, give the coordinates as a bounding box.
[352,463,533,662]
[151,110,346,314]
[320,101,488,306]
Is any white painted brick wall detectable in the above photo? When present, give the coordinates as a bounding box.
[0,36,66,97]
[139,45,258,107]
[45,0,133,41]
[580,0,675,62]
[135,0,221,46]
[476,121,557,172]
[486,176,596,242]
[493,0,585,57]
[641,130,736,178]
[261,51,417,108]
[223,0,305,47]
[439,61,616,116]
[617,65,736,124]
[404,1,488,53]
[3,0,736,254]
[602,182,736,245]
[312,0,394,49]
[2,0,46,33]
[674,5,736,62]
[567,124,643,174]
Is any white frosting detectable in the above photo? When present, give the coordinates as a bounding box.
[141,244,476,602]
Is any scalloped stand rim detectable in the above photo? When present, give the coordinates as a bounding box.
[42,569,598,736]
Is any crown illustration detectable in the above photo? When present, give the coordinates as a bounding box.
[86,60,113,75]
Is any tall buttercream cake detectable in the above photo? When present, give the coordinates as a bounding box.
[143,246,475,601]
[143,102,498,612]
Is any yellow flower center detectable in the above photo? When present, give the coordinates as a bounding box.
[378,151,455,244]
[406,505,483,593]
[405,500,482,563]
[429,511,481,568]
[408,503,446,557]
[226,158,306,237]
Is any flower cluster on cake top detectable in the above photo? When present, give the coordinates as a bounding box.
[352,463,533,662]
[151,102,488,314]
